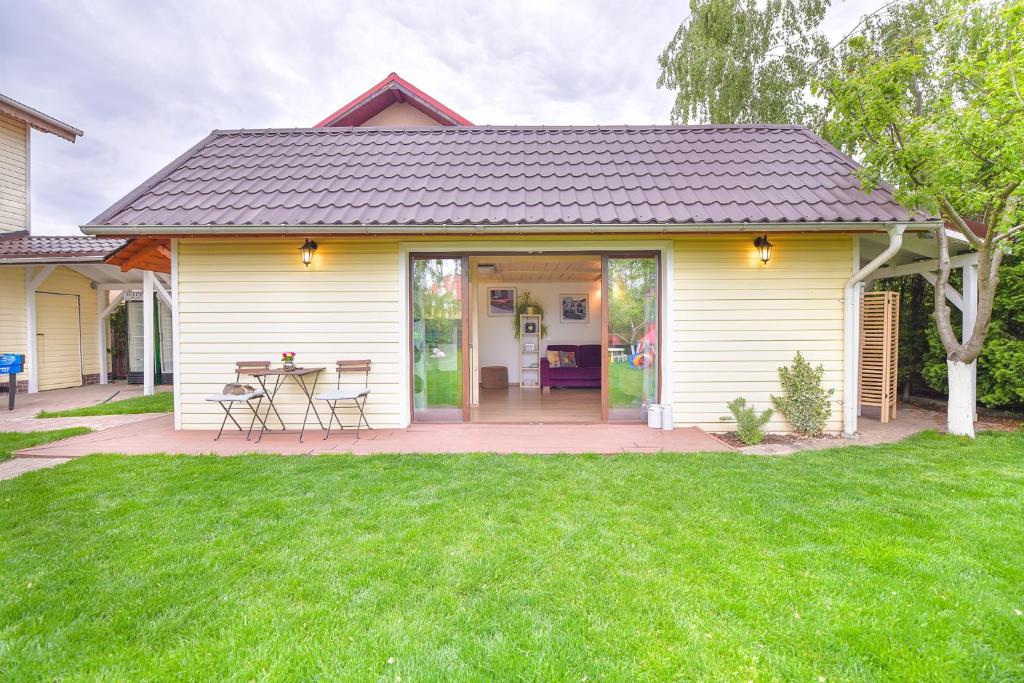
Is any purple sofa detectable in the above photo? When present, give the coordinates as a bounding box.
[540,344,602,389]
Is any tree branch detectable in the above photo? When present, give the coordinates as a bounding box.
[939,197,984,249]
[993,224,1024,244]
[933,227,964,358]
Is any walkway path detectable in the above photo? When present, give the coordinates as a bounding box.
[13,414,734,457]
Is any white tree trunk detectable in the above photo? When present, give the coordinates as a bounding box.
[947,360,976,438]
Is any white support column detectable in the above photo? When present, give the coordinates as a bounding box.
[171,240,182,430]
[143,270,155,396]
[97,289,126,385]
[97,287,108,384]
[24,264,55,394]
[962,264,979,421]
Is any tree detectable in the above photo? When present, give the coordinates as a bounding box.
[657,0,830,125]
[816,0,1024,437]
[608,258,657,348]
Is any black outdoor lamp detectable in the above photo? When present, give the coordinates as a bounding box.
[299,239,318,268]
[754,234,774,264]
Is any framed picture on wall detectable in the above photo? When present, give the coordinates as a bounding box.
[560,294,589,323]
[488,287,516,316]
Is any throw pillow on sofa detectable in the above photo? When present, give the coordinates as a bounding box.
[558,351,577,368]
[546,350,562,368]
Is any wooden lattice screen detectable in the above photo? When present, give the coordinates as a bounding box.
[859,291,900,423]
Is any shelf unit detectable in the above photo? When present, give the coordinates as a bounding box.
[519,314,542,388]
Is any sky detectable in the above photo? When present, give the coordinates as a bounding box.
[2,0,888,236]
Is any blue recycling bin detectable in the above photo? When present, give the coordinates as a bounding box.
[1,353,25,410]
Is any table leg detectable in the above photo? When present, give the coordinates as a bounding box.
[297,371,325,443]
[254,374,287,432]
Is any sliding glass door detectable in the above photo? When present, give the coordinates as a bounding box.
[603,255,659,421]
[411,256,468,421]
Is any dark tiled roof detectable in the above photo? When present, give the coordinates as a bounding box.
[0,232,125,260]
[89,125,922,229]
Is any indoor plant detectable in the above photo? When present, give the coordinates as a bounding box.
[513,291,549,339]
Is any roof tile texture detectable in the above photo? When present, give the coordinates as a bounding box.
[0,233,124,259]
[91,125,916,228]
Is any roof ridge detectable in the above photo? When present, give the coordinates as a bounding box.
[210,123,811,136]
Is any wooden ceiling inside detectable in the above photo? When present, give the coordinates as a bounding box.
[472,255,601,283]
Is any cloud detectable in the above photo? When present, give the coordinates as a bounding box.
[1,0,886,235]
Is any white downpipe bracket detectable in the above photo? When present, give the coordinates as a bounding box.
[843,224,906,436]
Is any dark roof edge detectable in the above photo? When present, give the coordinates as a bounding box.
[210,123,814,136]
[85,132,221,228]
[0,94,83,142]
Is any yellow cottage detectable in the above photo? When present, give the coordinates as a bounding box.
[82,74,979,437]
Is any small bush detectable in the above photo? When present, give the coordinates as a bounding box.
[726,397,773,445]
[771,351,834,436]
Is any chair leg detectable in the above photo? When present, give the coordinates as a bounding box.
[247,397,271,441]
[354,396,371,438]
[215,402,246,441]
[323,401,344,440]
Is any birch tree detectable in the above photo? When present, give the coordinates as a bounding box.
[816,0,1024,436]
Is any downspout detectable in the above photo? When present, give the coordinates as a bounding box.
[842,223,906,436]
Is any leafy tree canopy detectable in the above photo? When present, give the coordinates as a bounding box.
[657,0,830,125]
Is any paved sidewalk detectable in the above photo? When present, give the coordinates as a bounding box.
[14,414,734,457]
[1,383,173,434]
[0,457,72,480]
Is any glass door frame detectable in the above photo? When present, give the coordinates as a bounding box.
[601,252,663,422]
[408,254,471,422]
[407,249,662,424]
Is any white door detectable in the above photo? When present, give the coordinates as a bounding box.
[36,292,83,390]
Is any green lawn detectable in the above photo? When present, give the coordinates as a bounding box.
[424,349,462,408]
[608,360,647,407]
[1,431,1023,679]
[0,428,91,462]
[36,391,173,418]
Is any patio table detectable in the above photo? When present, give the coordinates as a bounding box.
[245,367,325,442]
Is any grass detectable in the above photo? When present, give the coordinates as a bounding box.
[608,360,648,407]
[36,391,173,418]
[1,431,1023,679]
[423,348,463,408]
[0,428,91,462]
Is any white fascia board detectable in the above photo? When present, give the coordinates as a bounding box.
[80,220,942,237]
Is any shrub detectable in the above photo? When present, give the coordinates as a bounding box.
[726,397,773,445]
[771,351,834,437]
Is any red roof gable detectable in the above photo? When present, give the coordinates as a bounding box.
[315,72,472,128]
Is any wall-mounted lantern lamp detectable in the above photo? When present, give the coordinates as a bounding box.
[754,234,774,264]
[299,239,318,268]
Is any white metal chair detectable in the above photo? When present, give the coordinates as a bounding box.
[315,360,371,439]
[205,361,271,441]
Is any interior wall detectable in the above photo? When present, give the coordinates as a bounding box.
[475,280,601,384]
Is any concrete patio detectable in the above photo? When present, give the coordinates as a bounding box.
[3,384,1015,483]
[12,413,734,457]
[1,382,173,433]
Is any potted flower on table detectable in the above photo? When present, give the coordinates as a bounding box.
[281,351,296,370]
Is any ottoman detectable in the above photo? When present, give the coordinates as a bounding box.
[481,366,509,389]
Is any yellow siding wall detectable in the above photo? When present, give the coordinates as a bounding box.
[177,239,403,429]
[0,115,28,232]
[0,266,27,361]
[672,235,851,433]
[0,266,98,386]
[37,267,99,377]
[175,235,851,433]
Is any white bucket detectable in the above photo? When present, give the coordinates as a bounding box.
[660,404,674,430]
[647,404,663,429]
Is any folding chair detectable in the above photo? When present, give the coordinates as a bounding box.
[204,361,271,441]
[315,360,371,439]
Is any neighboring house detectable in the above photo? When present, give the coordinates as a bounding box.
[83,74,979,435]
[0,93,162,395]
